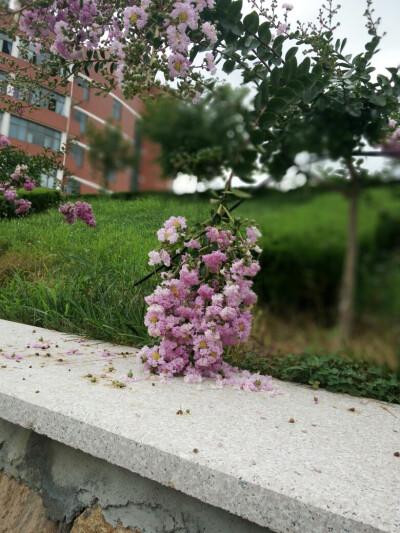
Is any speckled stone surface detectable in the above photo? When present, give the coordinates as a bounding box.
[0,319,399,533]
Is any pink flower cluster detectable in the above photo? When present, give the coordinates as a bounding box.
[19,0,218,92]
[381,119,400,153]
[0,158,35,217]
[59,201,96,226]
[0,135,11,148]
[2,352,23,361]
[139,216,274,391]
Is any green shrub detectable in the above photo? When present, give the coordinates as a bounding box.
[18,188,62,214]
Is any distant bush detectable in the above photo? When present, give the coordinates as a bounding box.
[254,241,344,320]
[375,212,400,251]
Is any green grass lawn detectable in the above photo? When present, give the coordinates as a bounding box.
[1,186,400,402]
[0,186,399,345]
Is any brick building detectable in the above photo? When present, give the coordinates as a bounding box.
[0,31,169,194]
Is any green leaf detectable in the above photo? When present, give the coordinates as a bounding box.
[238,175,256,184]
[260,79,269,102]
[285,47,298,61]
[273,35,285,51]
[230,188,252,198]
[243,11,259,33]
[228,0,243,21]
[275,87,296,103]
[369,94,386,106]
[258,21,271,44]
[222,59,236,73]
[258,112,276,130]
[312,63,323,78]
[287,80,304,96]
[254,92,262,114]
[365,36,379,53]
[283,57,295,82]
[267,97,288,113]
[297,56,311,76]
[249,128,265,144]
[270,68,280,92]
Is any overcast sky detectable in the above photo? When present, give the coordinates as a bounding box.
[256,0,399,72]
[174,1,400,193]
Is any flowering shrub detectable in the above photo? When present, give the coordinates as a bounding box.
[0,137,96,224]
[0,163,35,217]
[138,214,275,391]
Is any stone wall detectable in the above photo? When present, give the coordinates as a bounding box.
[0,418,270,533]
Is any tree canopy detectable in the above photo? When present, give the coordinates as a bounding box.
[140,85,258,182]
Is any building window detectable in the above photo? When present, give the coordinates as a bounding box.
[11,83,66,115]
[9,115,62,151]
[66,178,81,194]
[70,143,84,168]
[19,44,50,65]
[112,99,122,121]
[77,77,90,100]
[73,110,87,134]
[0,70,7,94]
[0,33,12,55]
[29,88,66,115]
[106,169,116,182]
[41,169,58,189]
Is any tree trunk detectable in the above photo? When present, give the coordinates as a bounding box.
[337,174,360,342]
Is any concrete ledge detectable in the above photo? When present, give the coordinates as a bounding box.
[0,319,399,532]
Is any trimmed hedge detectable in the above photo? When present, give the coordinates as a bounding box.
[18,187,63,214]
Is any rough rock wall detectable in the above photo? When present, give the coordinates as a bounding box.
[0,418,271,533]
[0,474,135,533]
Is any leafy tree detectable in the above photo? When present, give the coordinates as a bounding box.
[85,120,137,190]
[139,85,258,183]
[204,0,400,340]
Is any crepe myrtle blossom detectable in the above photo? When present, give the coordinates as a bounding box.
[282,3,294,10]
[0,135,11,148]
[19,0,218,98]
[166,25,191,53]
[65,348,83,356]
[59,201,96,226]
[170,1,198,30]
[277,23,288,35]
[138,215,275,392]
[168,53,191,78]
[202,22,217,43]
[27,340,51,349]
[381,122,400,153]
[123,6,148,30]
[2,352,23,360]
[14,199,32,214]
[205,53,217,75]
[0,159,35,217]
